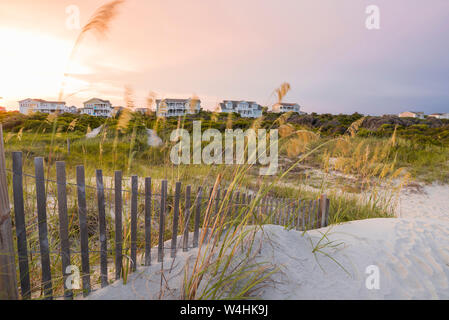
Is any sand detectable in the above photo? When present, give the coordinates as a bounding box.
[85,125,103,139]
[146,129,163,147]
[88,184,449,300]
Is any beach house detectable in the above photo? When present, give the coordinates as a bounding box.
[428,113,449,119]
[81,98,113,117]
[219,100,262,118]
[272,102,305,114]
[19,99,66,114]
[398,111,425,119]
[155,98,201,117]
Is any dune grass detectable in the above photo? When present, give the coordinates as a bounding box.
[1,107,422,299]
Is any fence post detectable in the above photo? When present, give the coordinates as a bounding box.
[183,185,191,252]
[56,161,72,299]
[0,125,19,300]
[114,171,123,280]
[158,180,167,262]
[34,157,53,299]
[76,165,91,296]
[12,151,31,299]
[320,194,328,228]
[96,169,108,287]
[193,187,203,248]
[171,182,181,258]
[144,177,152,266]
[130,176,138,272]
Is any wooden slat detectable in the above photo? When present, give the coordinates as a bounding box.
[291,201,297,229]
[114,171,123,280]
[158,180,167,262]
[214,188,221,219]
[325,198,330,227]
[268,198,273,224]
[240,193,246,220]
[192,186,203,248]
[34,157,53,299]
[233,191,240,220]
[144,177,152,266]
[301,200,306,231]
[296,200,302,230]
[278,199,285,226]
[320,194,328,228]
[130,176,138,272]
[96,169,108,288]
[183,185,191,252]
[56,161,72,299]
[271,198,276,224]
[226,189,234,218]
[308,200,313,229]
[262,197,268,223]
[76,165,91,296]
[171,182,181,258]
[286,201,291,227]
[12,152,31,299]
[0,125,18,300]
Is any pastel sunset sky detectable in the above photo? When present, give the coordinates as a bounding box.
[0,0,448,114]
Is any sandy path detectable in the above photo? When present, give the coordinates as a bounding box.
[146,129,163,147]
[86,125,103,138]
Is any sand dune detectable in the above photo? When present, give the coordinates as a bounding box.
[88,184,449,300]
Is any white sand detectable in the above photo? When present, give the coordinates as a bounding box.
[85,125,103,139]
[146,129,163,147]
[88,184,449,300]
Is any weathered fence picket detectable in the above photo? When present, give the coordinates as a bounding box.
[183,185,192,252]
[0,125,18,300]
[193,186,203,248]
[171,182,181,258]
[56,161,72,299]
[114,171,123,280]
[96,169,108,288]
[76,165,91,296]
[130,176,138,272]
[158,180,167,262]
[144,177,152,266]
[12,152,31,299]
[34,157,53,300]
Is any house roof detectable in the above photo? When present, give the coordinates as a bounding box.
[19,98,65,104]
[275,102,299,106]
[83,98,111,104]
[222,100,260,106]
[156,98,201,104]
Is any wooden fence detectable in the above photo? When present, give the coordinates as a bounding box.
[0,125,330,300]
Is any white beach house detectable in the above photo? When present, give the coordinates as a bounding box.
[19,99,66,114]
[398,111,425,119]
[428,113,449,119]
[271,102,305,114]
[81,98,113,117]
[220,100,262,118]
[155,98,201,117]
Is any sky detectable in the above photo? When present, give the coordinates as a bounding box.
[0,0,448,115]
